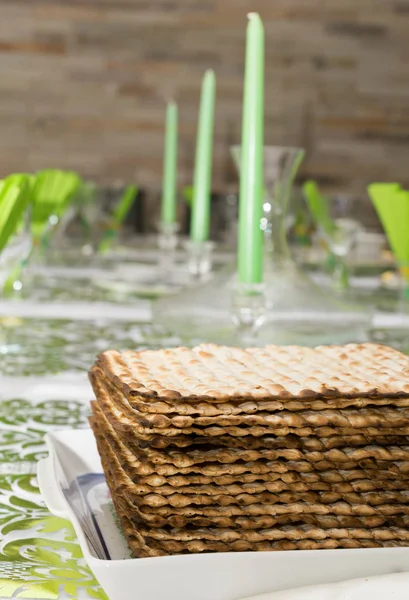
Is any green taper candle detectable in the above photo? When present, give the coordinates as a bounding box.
[161,101,178,224]
[190,69,216,242]
[238,13,264,284]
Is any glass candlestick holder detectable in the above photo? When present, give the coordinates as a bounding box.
[157,221,179,251]
[157,221,180,282]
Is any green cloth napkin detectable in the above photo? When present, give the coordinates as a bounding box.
[182,185,194,207]
[303,180,337,235]
[112,184,138,225]
[0,397,108,599]
[0,174,32,252]
[98,184,138,254]
[31,170,82,241]
[368,183,409,265]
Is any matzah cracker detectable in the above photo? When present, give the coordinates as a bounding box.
[92,380,409,443]
[112,492,409,556]
[137,512,406,531]
[91,366,409,416]
[95,343,409,401]
[98,440,408,536]
[130,534,408,555]
[135,507,408,530]
[91,372,409,432]
[100,441,408,530]
[93,426,409,509]
[118,511,406,558]
[136,500,409,519]
[121,427,409,448]
[93,402,408,474]
[134,523,409,543]
[128,393,409,416]
[92,413,409,494]
[92,416,409,498]
[92,413,409,488]
[101,441,409,528]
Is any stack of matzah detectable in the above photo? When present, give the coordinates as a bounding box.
[88,343,409,557]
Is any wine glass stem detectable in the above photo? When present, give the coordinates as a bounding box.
[231,284,266,343]
[269,211,291,261]
[332,255,349,291]
[398,266,409,314]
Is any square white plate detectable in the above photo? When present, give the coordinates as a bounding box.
[38,429,409,600]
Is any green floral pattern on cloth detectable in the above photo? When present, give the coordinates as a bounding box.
[0,399,107,599]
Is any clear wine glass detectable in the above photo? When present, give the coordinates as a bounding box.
[319,196,361,292]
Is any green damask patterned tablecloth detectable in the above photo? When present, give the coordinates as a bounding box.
[0,293,178,599]
[0,396,107,599]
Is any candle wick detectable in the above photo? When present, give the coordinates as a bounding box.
[247,12,259,19]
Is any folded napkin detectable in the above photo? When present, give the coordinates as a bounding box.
[0,174,31,251]
[368,183,409,266]
[98,184,138,253]
[31,169,82,240]
[303,180,336,235]
[182,185,194,207]
[239,572,409,600]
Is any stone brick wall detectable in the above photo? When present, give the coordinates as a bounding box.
[0,0,408,207]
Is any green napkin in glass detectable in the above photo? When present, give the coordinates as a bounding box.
[98,184,138,254]
[182,185,194,207]
[368,183,409,265]
[0,174,32,252]
[31,169,82,241]
[303,180,337,235]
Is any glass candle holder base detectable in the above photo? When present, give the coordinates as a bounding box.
[184,240,215,281]
[157,222,179,251]
[157,222,180,282]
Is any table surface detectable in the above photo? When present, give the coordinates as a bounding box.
[0,254,408,599]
